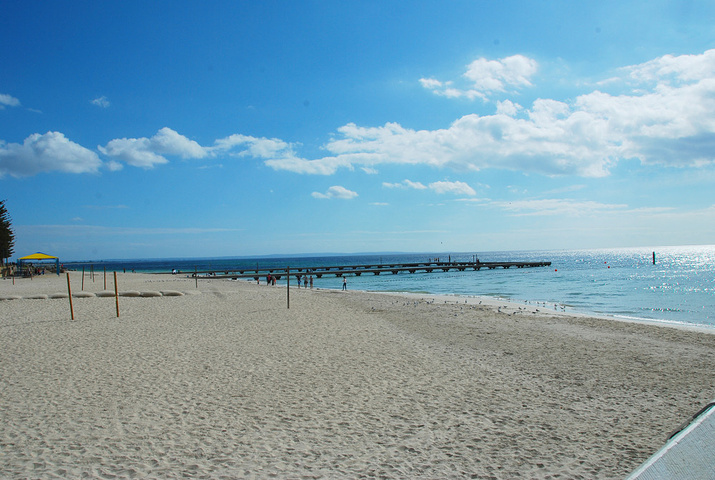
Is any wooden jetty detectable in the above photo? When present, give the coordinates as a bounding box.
[185,260,552,281]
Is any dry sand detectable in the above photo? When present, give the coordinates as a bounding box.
[1,272,714,479]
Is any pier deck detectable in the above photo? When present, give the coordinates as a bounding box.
[185,260,552,281]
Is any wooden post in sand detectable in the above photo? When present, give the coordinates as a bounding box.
[195,266,198,288]
[104,266,107,290]
[81,266,85,291]
[287,266,290,309]
[66,272,75,320]
[114,271,120,317]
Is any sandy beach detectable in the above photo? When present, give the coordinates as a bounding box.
[1,272,714,479]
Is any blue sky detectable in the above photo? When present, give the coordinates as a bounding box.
[2,1,715,260]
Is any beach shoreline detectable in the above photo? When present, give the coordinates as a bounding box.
[2,272,714,478]
[6,270,714,334]
[313,285,715,336]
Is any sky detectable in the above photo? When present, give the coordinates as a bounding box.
[2,0,715,261]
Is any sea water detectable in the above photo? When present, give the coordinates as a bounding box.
[66,245,715,330]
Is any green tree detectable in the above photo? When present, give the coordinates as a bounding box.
[0,200,15,266]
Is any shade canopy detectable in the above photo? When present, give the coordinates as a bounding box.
[18,252,60,275]
[19,252,59,261]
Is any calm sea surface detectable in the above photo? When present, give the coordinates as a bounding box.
[67,245,715,330]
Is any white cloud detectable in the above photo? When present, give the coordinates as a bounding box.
[99,127,207,168]
[8,50,714,182]
[99,138,169,168]
[212,134,294,158]
[527,98,570,122]
[464,54,538,92]
[496,99,522,116]
[265,155,355,175]
[106,160,124,172]
[151,128,206,158]
[428,180,476,196]
[259,49,715,177]
[383,179,427,190]
[0,131,102,177]
[384,179,475,196]
[419,78,445,89]
[316,115,616,177]
[210,133,349,175]
[311,185,358,199]
[0,93,20,109]
[406,179,428,189]
[421,54,538,100]
[91,96,110,108]
[624,49,715,83]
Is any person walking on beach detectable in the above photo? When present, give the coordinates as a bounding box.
[309,275,313,289]
[304,275,308,289]
[342,277,347,291]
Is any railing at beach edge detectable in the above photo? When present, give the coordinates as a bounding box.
[174,260,552,281]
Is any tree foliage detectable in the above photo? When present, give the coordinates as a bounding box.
[0,200,15,264]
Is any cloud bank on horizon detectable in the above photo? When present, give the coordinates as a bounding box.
[3,49,715,182]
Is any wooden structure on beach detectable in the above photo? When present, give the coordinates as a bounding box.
[187,260,552,281]
[627,400,715,479]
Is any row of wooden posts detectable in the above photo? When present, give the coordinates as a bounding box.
[63,265,288,320]
[65,269,120,320]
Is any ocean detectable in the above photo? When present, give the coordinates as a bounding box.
[65,245,715,330]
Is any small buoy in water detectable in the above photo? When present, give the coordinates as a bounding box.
[554,269,558,272]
